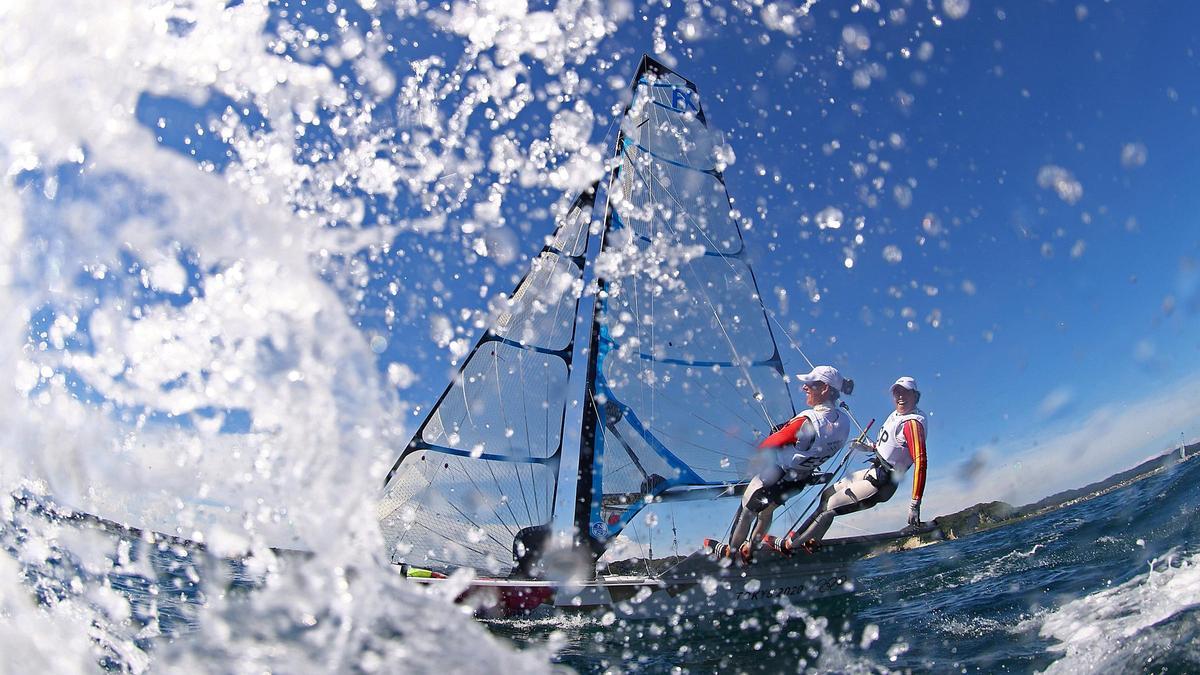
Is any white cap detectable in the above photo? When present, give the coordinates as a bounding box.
[797,365,844,392]
[891,376,919,393]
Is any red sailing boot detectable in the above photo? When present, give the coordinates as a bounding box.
[738,541,754,564]
[703,538,732,558]
[763,534,794,557]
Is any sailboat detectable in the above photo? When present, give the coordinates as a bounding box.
[377,55,939,619]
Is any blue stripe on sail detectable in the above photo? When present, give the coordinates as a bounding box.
[608,211,744,258]
[412,441,555,465]
[621,137,719,177]
[599,333,781,369]
[607,395,706,486]
[635,79,702,115]
[637,79,684,88]
[649,100,692,115]
[586,316,710,539]
[483,334,572,358]
[631,352,782,369]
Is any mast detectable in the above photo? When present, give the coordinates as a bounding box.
[571,55,679,556]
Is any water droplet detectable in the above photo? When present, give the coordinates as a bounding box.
[942,0,970,20]
[816,206,844,230]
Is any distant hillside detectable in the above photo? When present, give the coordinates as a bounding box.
[928,442,1199,542]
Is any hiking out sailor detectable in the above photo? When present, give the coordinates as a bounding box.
[710,365,853,561]
[774,376,928,555]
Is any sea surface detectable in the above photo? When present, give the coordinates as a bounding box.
[6,451,1199,673]
[493,451,1200,673]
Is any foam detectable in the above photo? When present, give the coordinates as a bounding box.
[1038,549,1200,674]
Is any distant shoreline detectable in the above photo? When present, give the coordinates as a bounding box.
[924,442,1199,542]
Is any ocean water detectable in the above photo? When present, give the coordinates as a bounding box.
[5,452,1198,673]
[492,452,1200,673]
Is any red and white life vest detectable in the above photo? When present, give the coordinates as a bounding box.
[876,408,928,474]
[782,403,851,472]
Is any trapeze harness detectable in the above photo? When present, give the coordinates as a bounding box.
[726,402,851,550]
[790,408,928,545]
[745,403,851,511]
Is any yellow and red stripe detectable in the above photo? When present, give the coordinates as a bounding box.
[903,419,927,500]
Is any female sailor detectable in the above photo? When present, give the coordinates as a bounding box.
[710,365,853,561]
[775,376,928,554]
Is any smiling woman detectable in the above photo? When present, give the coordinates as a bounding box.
[776,375,930,553]
[716,365,853,560]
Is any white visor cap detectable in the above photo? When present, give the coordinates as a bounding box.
[891,376,919,393]
[797,365,844,392]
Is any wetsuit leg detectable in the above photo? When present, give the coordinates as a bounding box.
[791,468,897,545]
[789,481,839,542]
[729,504,755,549]
[745,467,807,546]
[731,466,782,548]
[749,502,779,544]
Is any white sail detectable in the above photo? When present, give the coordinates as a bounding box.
[377,190,595,575]
[575,56,795,548]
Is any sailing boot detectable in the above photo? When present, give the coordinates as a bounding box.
[762,534,791,558]
[703,538,732,559]
[737,541,754,564]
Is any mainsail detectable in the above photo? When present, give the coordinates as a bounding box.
[378,55,794,576]
[576,56,794,548]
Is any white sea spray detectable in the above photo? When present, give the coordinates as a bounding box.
[1038,550,1200,674]
[0,0,628,670]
